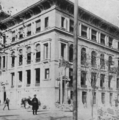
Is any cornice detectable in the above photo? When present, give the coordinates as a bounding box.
[0,0,119,39]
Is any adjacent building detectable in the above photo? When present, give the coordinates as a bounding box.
[0,0,119,114]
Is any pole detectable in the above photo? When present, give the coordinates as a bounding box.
[60,67,63,104]
[73,0,78,120]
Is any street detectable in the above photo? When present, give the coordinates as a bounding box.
[0,104,73,120]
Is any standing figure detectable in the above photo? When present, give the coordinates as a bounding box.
[3,98,10,110]
[32,94,38,115]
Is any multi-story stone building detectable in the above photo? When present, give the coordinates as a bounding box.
[0,0,119,113]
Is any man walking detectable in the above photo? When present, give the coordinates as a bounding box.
[32,94,38,115]
[3,98,10,110]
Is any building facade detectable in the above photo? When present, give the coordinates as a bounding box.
[0,0,119,113]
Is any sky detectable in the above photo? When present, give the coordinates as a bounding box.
[1,0,119,26]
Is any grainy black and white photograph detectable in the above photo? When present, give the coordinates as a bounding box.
[0,0,119,120]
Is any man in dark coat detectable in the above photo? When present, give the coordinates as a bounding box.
[32,94,38,115]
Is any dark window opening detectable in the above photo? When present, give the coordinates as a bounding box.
[27,24,31,36]
[45,68,49,79]
[19,71,22,82]
[69,19,74,33]
[81,48,86,65]
[36,44,41,62]
[117,78,119,89]
[91,29,97,41]
[93,92,96,104]
[108,76,112,89]
[27,47,31,64]
[11,73,14,88]
[35,68,40,85]
[12,31,15,42]
[100,34,105,45]
[100,74,105,88]
[110,93,112,105]
[45,17,49,28]
[69,44,73,62]
[61,43,66,59]
[91,51,96,67]
[0,57,1,69]
[3,35,6,44]
[109,37,113,48]
[81,25,87,38]
[82,92,87,104]
[91,72,96,88]
[19,27,24,39]
[108,56,113,71]
[27,70,31,86]
[100,54,105,69]
[81,71,87,87]
[69,68,73,87]
[36,20,41,32]
[3,56,5,68]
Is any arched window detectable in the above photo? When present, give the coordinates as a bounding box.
[81,48,86,65]
[91,51,96,67]
[36,44,41,62]
[11,51,15,67]
[19,49,23,66]
[100,54,105,69]
[69,44,73,62]
[27,47,31,64]
[108,56,112,70]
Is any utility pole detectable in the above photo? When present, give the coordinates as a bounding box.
[73,0,78,120]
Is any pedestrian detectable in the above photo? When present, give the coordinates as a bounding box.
[3,98,10,110]
[32,94,38,115]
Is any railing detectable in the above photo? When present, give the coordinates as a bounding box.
[36,28,41,33]
[36,58,40,62]
[19,62,23,66]
[11,64,15,67]
[35,83,40,86]
[27,60,31,64]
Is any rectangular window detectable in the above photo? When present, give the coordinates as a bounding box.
[45,68,50,79]
[69,19,74,33]
[81,25,87,38]
[19,27,24,39]
[35,68,40,85]
[36,20,41,32]
[45,17,49,28]
[11,73,14,88]
[91,29,97,41]
[81,71,87,87]
[61,43,66,59]
[19,71,22,82]
[3,56,5,68]
[100,74,105,88]
[27,24,31,36]
[108,76,112,89]
[101,93,105,104]
[36,52,40,62]
[100,34,105,45]
[26,70,31,86]
[109,37,113,48]
[61,17,65,28]
[110,93,112,105]
[0,57,1,69]
[91,72,96,88]
[118,42,119,50]
[117,78,119,89]
[82,92,87,105]
[3,35,6,44]
[93,92,96,104]
[69,68,73,87]
[27,53,31,64]
[12,31,15,42]
[11,56,15,67]
[19,55,23,66]
[44,43,48,60]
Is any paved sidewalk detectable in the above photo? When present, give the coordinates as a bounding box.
[0,104,73,120]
